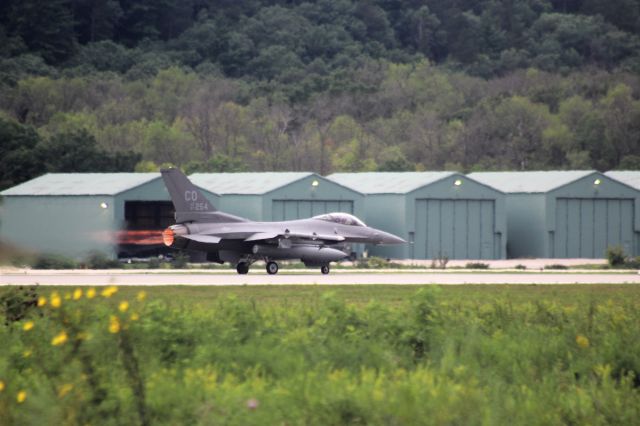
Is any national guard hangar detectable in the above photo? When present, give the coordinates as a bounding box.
[469,171,640,258]
[327,172,507,260]
[0,173,204,259]
[605,171,640,192]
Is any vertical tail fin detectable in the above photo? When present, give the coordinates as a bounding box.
[160,168,216,213]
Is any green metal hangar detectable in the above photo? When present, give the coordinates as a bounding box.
[327,172,507,260]
[0,173,191,259]
[469,171,640,258]
[188,172,365,257]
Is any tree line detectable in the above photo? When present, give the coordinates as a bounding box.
[0,0,639,190]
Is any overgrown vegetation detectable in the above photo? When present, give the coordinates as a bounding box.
[607,245,640,269]
[1,0,640,191]
[465,262,490,269]
[1,284,639,424]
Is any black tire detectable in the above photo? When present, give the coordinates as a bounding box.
[236,262,249,274]
[321,265,330,275]
[266,261,279,275]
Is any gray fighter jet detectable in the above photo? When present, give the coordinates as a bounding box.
[160,168,405,274]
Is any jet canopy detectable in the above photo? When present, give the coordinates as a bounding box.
[313,212,366,227]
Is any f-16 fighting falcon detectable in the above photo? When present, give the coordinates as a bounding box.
[160,168,405,274]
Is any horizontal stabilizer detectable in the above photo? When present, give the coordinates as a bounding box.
[182,234,222,244]
[245,232,279,242]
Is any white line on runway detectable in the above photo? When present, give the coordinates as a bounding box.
[1,272,639,286]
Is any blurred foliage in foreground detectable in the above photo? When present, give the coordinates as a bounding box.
[1,285,639,425]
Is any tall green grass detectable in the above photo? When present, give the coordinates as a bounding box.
[1,285,639,425]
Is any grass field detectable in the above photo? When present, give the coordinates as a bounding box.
[1,284,639,425]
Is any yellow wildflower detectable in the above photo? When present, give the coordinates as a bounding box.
[137,291,146,301]
[576,334,589,349]
[51,292,61,308]
[119,301,129,312]
[17,390,27,403]
[23,321,34,331]
[109,316,120,334]
[130,313,139,321]
[51,331,68,346]
[101,286,118,298]
[64,293,71,300]
[23,350,32,358]
[86,288,96,299]
[73,288,83,300]
[58,384,73,398]
[37,296,47,307]
[0,380,5,392]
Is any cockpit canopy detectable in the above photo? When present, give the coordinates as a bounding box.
[313,212,366,227]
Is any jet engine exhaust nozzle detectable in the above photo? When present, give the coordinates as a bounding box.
[162,225,188,247]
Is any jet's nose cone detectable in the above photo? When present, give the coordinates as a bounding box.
[377,230,406,245]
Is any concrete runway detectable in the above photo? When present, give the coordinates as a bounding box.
[2,270,639,285]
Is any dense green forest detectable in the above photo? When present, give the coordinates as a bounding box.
[1,0,640,189]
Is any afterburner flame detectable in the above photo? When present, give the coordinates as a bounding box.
[162,228,175,246]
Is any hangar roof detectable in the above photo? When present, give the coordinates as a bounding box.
[1,173,161,196]
[605,171,640,190]
[189,172,314,195]
[327,172,456,194]
[467,171,595,193]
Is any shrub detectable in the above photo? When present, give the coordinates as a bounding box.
[544,264,569,270]
[172,251,189,269]
[430,252,449,269]
[0,285,38,324]
[606,245,627,267]
[32,253,77,269]
[84,251,121,269]
[515,264,527,270]
[465,262,489,269]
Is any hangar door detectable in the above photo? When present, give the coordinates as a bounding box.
[554,198,634,258]
[272,200,353,221]
[414,199,498,259]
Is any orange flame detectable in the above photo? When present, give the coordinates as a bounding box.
[162,228,174,247]
[117,230,164,245]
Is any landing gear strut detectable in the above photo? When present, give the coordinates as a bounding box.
[321,265,330,275]
[266,261,279,275]
[236,262,250,274]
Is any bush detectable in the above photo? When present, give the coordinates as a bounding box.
[84,251,121,269]
[0,285,38,324]
[515,264,527,270]
[32,253,77,269]
[606,245,627,267]
[544,264,568,270]
[172,251,189,269]
[465,262,489,269]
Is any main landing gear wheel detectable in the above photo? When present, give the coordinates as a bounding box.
[266,261,279,275]
[236,262,249,275]
[321,265,330,275]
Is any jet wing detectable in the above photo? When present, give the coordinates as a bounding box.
[244,232,280,242]
[182,234,222,244]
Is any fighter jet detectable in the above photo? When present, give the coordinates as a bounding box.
[160,168,405,274]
